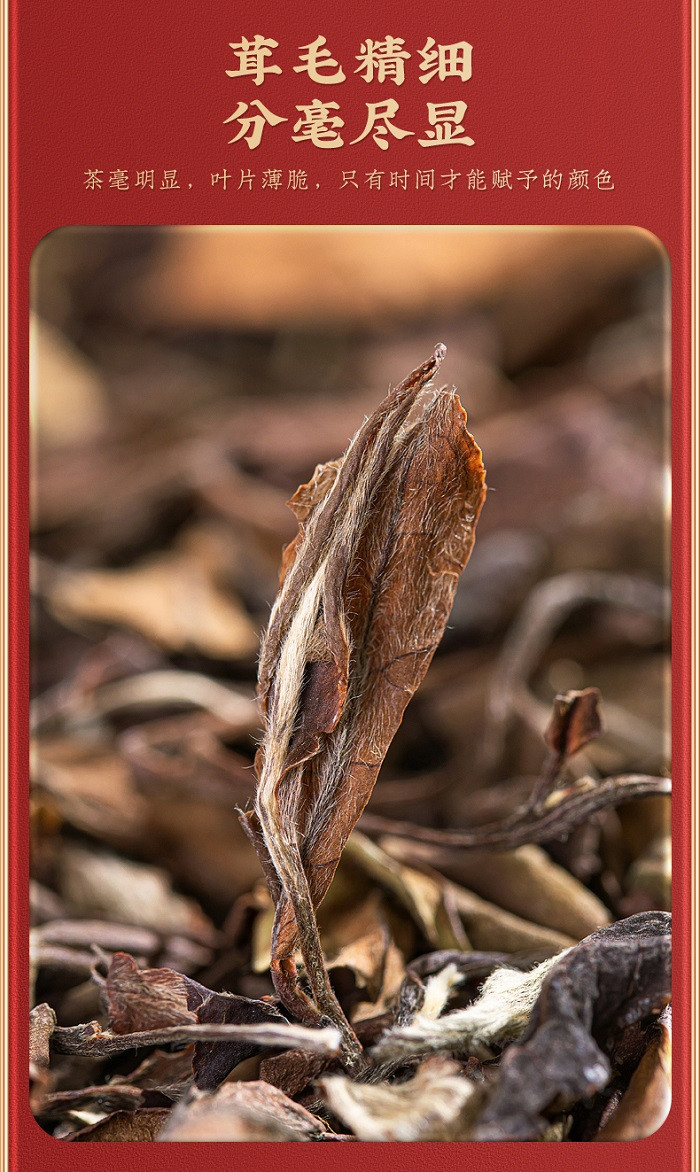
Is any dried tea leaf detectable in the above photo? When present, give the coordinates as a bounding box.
[472,911,671,1140]
[373,953,564,1064]
[594,1007,671,1140]
[328,923,394,1004]
[381,838,611,940]
[259,1048,331,1098]
[624,833,671,912]
[444,880,575,954]
[32,735,148,848]
[244,347,486,1045]
[46,537,259,660]
[343,833,470,951]
[29,1002,56,1074]
[158,1081,324,1142]
[321,1056,481,1141]
[544,687,603,760]
[185,985,287,1090]
[99,951,290,1090]
[58,846,215,944]
[67,1108,170,1141]
[38,1084,147,1120]
[112,1046,196,1094]
[103,952,195,1033]
[36,919,160,957]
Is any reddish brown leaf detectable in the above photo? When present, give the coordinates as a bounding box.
[104,952,194,1033]
[259,1048,332,1099]
[544,687,603,759]
[244,346,486,1046]
[594,1006,671,1140]
[100,951,292,1089]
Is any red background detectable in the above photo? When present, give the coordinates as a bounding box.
[9,0,691,1166]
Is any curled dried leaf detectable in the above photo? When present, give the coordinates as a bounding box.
[67,1109,171,1141]
[544,687,603,759]
[102,952,195,1034]
[243,346,486,1059]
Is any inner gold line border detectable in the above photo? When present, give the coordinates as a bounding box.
[692,0,699,1166]
[1,0,9,1163]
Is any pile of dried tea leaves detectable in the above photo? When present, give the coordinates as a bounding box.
[30,230,671,1142]
[31,346,671,1143]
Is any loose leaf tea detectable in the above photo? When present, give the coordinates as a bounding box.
[472,911,671,1140]
[242,346,486,1053]
[30,234,673,1143]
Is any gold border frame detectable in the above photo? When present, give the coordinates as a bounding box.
[1,0,9,1164]
[0,8,696,1170]
[691,0,699,1166]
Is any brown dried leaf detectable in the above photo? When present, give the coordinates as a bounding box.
[100,951,290,1090]
[245,347,486,1035]
[380,839,611,940]
[185,984,287,1090]
[329,923,406,1024]
[433,877,575,955]
[68,1109,170,1141]
[259,1048,332,1098]
[46,536,259,659]
[544,687,603,759]
[103,952,195,1034]
[158,1081,324,1142]
[31,735,148,849]
[343,833,470,951]
[112,1046,196,1094]
[38,1084,147,1120]
[57,845,215,944]
[595,1007,671,1140]
[29,1002,56,1074]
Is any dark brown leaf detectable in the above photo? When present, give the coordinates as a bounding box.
[259,1048,332,1099]
[38,1084,147,1120]
[99,950,302,1089]
[472,911,671,1140]
[185,984,287,1090]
